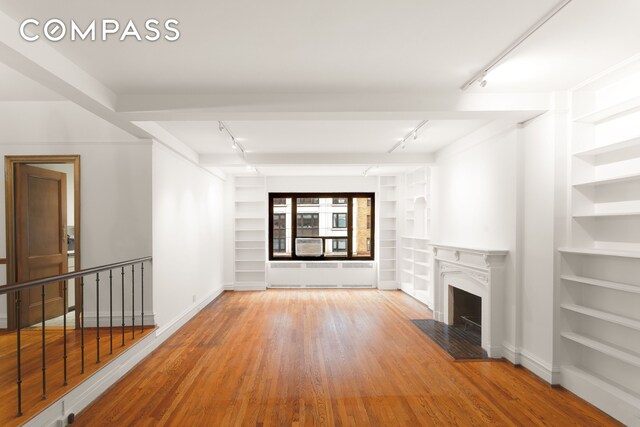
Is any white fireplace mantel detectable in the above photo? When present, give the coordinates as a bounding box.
[430,244,508,358]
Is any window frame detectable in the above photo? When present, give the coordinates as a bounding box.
[268,192,375,261]
[332,212,347,229]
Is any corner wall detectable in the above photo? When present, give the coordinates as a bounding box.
[151,142,225,329]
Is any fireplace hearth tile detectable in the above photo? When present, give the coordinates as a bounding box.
[411,319,489,360]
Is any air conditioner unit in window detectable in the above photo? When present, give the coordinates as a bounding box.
[296,238,323,257]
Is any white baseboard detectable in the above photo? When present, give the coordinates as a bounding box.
[82,313,156,328]
[502,343,560,385]
[502,342,521,364]
[377,281,399,290]
[223,283,234,291]
[26,286,225,427]
[0,315,6,329]
[561,365,640,426]
[234,283,266,291]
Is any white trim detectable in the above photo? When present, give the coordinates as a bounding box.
[223,283,235,291]
[561,366,640,426]
[233,283,267,291]
[0,315,6,329]
[502,342,521,365]
[502,342,560,384]
[377,281,399,290]
[25,286,224,427]
[519,349,560,384]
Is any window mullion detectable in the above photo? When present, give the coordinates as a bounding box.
[347,197,353,258]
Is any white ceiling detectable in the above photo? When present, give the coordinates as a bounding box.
[0,62,61,101]
[0,0,584,94]
[1,0,639,175]
[158,120,489,154]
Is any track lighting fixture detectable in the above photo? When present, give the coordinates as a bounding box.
[218,121,246,156]
[461,0,573,91]
[387,120,428,154]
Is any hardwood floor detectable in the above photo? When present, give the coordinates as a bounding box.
[77,290,620,426]
[0,324,154,427]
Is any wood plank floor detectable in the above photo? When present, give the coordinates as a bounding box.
[77,290,620,426]
[0,324,154,427]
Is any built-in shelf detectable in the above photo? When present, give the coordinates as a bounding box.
[562,60,640,423]
[573,95,640,124]
[562,332,640,369]
[559,247,640,259]
[561,275,640,294]
[573,212,640,219]
[561,303,640,331]
[573,172,640,188]
[573,136,640,158]
[235,176,266,286]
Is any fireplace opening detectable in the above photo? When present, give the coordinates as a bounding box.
[449,286,481,330]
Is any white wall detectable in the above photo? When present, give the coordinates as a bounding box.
[152,142,225,328]
[0,142,153,327]
[267,175,377,193]
[520,112,557,379]
[431,122,520,360]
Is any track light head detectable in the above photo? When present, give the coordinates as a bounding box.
[231,138,238,149]
[401,140,406,149]
[413,131,418,140]
[479,79,488,88]
[218,121,224,132]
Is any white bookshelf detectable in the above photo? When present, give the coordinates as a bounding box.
[377,176,398,289]
[399,165,433,307]
[234,175,267,290]
[559,57,640,424]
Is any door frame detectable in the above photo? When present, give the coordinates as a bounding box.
[5,155,81,330]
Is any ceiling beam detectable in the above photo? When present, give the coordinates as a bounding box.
[0,11,149,139]
[200,152,434,167]
[116,92,550,121]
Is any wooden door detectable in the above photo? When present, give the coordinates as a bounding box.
[15,164,68,327]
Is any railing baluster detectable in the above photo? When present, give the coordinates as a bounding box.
[141,262,144,333]
[96,272,100,363]
[63,280,67,386]
[16,292,22,416]
[131,264,135,340]
[41,285,46,399]
[109,270,113,354]
[81,276,85,374]
[0,256,151,418]
[121,267,125,347]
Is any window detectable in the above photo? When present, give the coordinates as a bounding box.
[332,239,347,252]
[296,213,319,237]
[269,193,374,260]
[273,213,287,253]
[332,213,347,228]
[297,198,319,205]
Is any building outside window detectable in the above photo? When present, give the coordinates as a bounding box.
[297,198,319,205]
[273,213,287,253]
[332,213,347,228]
[269,193,374,260]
